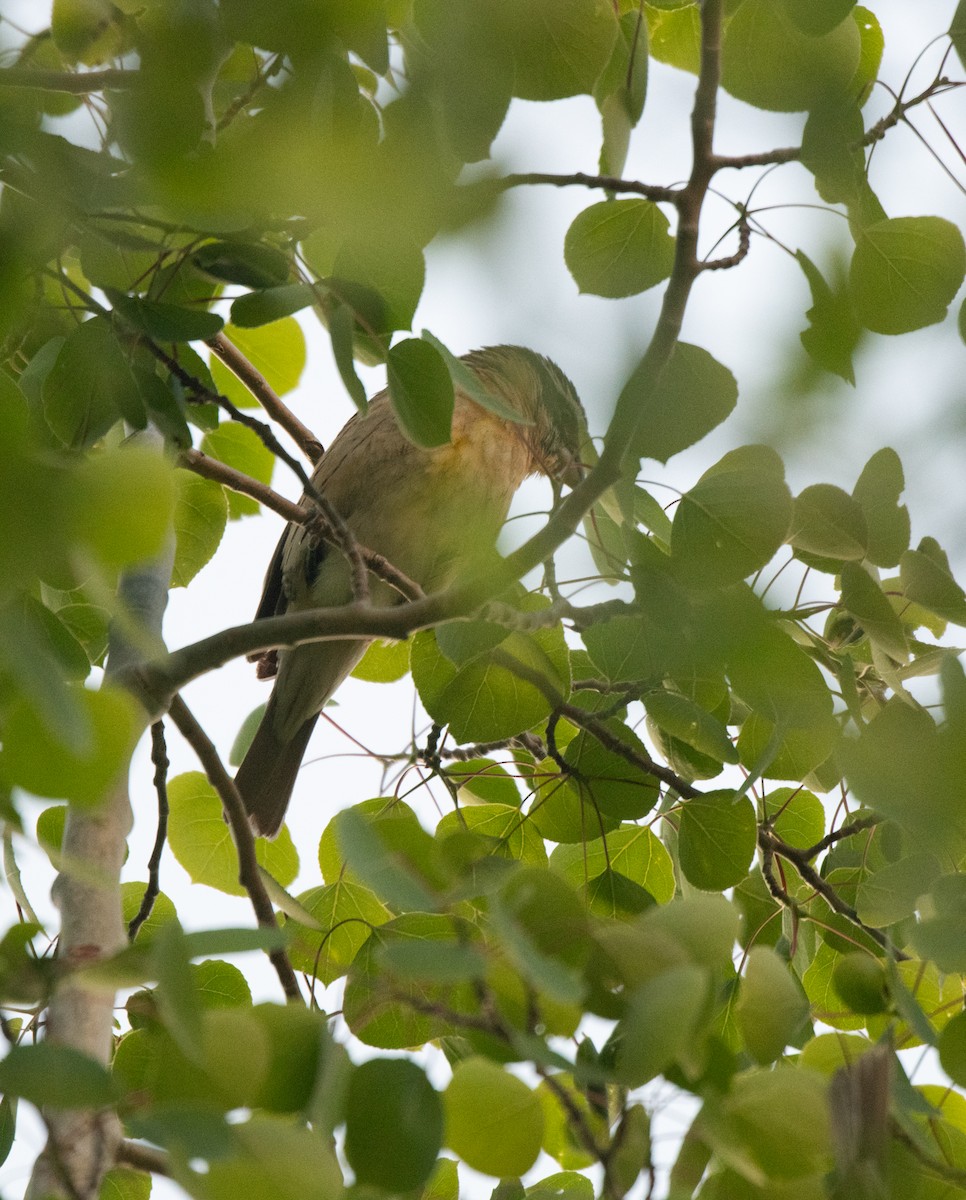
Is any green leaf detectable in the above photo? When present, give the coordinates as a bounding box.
[200,421,275,519]
[564,723,661,820]
[796,251,861,384]
[951,0,966,70]
[284,880,392,983]
[491,868,590,1004]
[99,1168,151,1200]
[736,946,809,1064]
[0,1043,115,1108]
[678,790,757,890]
[850,216,966,335]
[346,1058,443,1192]
[335,805,439,912]
[107,290,224,342]
[344,913,481,1048]
[181,1115,343,1200]
[504,0,617,101]
[329,302,369,412]
[766,787,825,850]
[851,447,909,567]
[3,685,137,806]
[166,771,298,896]
[192,240,291,289]
[780,0,856,37]
[840,562,909,662]
[939,1010,966,1087]
[437,803,547,865]
[351,638,410,682]
[42,318,129,447]
[446,758,521,806]
[230,283,317,327]
[595,9,649,176]
[379,939,487,984]
[856,853,941,927]
[564,199,674,298]
[412,623,569,744]
[387,337,455,448]
[192,958,252,1008]
[444,1057,544,1177]
[625,342,738,464]
[412,0,514,162]
[52,0,123,63]
[171,469,228,587]
[581,614,656,682]
[643,689,738,764]
[0,1095,15,1170]
[722,0,861,111]
[646,3,700,73]
[528,1171,595,1200]
[851,6,883,104]
[613,965,710,1086]
[151,919,204,1061]
[250,1002,332,1115]
[900,537,966,626]
[842,700,966,851]
[421,331,531,426]
[789,484,867,561]
[801,94,864,205]
[70,447,175,567]
[211,319,307,403]
[718,1067,831,1178]
[670,446,793,587]
[551,825,675,904]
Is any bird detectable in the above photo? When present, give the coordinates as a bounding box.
[233,344,586,837]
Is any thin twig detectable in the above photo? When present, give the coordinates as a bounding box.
[758,827,907,959]
[165,695,303,1003]
[800,814,880,861]
[700,211,751,271]
[215,52,285,133]
[3,826,42,927]
[128,721,170,940]
[497,171,680,205]
[489,647,701,798]
[206,333,324,464]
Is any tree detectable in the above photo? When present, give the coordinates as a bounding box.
[1,0,965,1197]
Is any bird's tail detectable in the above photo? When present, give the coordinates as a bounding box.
[234,694,319,838]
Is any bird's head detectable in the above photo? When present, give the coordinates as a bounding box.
[462,345,586,486]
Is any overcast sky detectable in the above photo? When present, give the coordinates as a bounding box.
[2,3,964,1196]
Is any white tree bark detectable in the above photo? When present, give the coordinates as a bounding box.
[28,435,175,1199]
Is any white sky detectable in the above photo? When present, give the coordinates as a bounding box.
[2,2,965,1197]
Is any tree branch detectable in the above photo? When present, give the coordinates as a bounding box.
[206,333,324,464]
[177,448,423,602]
[115,1141,171,1177]
[28,435,174,1200]
[165,695,303,1003]
[0,67,138,92]
[758,827,907,959]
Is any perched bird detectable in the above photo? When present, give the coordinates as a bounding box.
[234,344,585,836]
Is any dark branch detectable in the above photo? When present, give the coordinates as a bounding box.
[166,696,303,1003]
[498,171,680,205]
[206,332,324,464]
[127,721,169,940]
